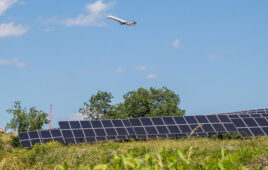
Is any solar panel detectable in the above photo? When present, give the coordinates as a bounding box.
[140,118,153,126]
[173,116,187,124]
[195,115,209,123]
[102,120,114,127]
[184,116,198,124]
[80,120,92,128]
[151,117,164,125]
[162,117,176,125]
[69,121,81,129]
[91,120,103,128]
[18,108,268,148]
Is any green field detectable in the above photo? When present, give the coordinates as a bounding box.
[0,134,268,170]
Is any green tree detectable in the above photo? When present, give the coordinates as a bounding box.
[121,87,185,118]
[6,101,49,132]
[80,87,185,120]
[79,91,116,120]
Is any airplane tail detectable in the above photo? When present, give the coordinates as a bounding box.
[131,21,136,26]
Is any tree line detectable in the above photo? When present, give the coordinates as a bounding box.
[6,87,185,133]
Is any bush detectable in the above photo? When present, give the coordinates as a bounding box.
[9,135,20,148]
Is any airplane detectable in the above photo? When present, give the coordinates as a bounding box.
[107,15,136,26]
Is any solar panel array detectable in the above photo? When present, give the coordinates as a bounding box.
[18,108,268,148]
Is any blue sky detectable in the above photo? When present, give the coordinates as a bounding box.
[1,0,268,129]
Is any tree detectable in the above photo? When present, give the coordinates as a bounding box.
[121,87,185,118]
[79,91,115,120]
[79,87,185,120]
[6,101,49,132]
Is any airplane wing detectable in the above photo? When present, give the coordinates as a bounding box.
[107,16,127,23]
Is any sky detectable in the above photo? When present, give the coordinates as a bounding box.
[1,0,268,129]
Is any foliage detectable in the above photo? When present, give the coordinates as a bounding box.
[6,101,49,132]
[79,87,185,119]
[121,87,185,118]
[79,91,114,120]
[0,137,268,169]
[9,135,20,148]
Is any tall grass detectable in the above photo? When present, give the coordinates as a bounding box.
[0,137,268,169]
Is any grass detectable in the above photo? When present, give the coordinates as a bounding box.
[0,134,268,169]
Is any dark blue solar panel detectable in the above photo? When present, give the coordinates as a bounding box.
[126,127,135,135]
[228,115,239,119]
[21,140,31,148]
[105,128,117,136]
[117,136,128,140]
[238,128,253,137]
[65,138,76,144]
[151,117,164,125]
[129,119,142,126]
[91,120,103,128]
[249,128,264,136]
[262,127,268,135]
[156,126,169,134]
[80,120,92,128]
[223,123,237,132]
[40,130,51,138]
[239,114,250,118]
[70,121,81,129]
[184,116,198,124]
[145,126,158,134]
[50,129,62,137]
[162,117,176,125]
[83,129,95,137]
[73,129,84,138]
[28,131,39,139]
[59,121,70,129]
[217,115,231,123]
[62,130,74,138]
[122,119,131,127]
[19,132,29,140]
[115,128,128,135]
[86,137,96,143]
[250,114,262,118]
[133,127,147,135]
[96,137,107,141]
[140,118,153,126]
[206,115,220,123]
[94,129,106,136]
[101,120,113,127]
[212,124,226,132]
[243,118,258,127]
[112,120,124,127]
[173,116,186,124]
[167,125,181,134]
[107,136,117,140]
[178,125,191,133]
[202,124,215,132]
[190,124,203,132]
[231,119,246,127]
[254,118,268,126]
[195,115,209,123]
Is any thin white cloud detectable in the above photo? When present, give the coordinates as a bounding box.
[0,0,17,16]
[116,67,126,73]
[146,74,158,79]
[208,54,217,59]
[0,58,26,67]
[63,0,114,26]
[172,39,180,48]
[44,28,54,32]
[0,22,27,37]
[134,65,147,71]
